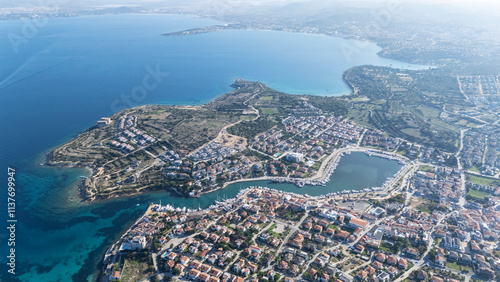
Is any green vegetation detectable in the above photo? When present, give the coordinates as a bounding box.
[469,166,481,173]
[387,194,405,204]
[274,207,305,221]
[446,261,461,272]
[344,66,464,152]
[306,96,348,116]
[379,241,396,254]
[311,161,321,171]
[419,165,435,173]
[416,200,448,213]
[467,174,500,187]
[467,188,491,199]
[421,265,465,281]
[120,253,155,282]
[227,117,277,140]
[261,108,278,115]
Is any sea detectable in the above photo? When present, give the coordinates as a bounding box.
[0,13,424,281]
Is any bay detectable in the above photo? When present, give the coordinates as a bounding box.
[0,13,422,281]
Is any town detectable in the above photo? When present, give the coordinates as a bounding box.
[103,162,500,282]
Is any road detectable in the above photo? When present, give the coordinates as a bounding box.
[396,168,469,282]
[261,213,308,273]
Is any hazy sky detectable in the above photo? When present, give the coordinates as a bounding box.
[2,0,499,9]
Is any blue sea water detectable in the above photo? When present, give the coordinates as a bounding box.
[0,13,421,281]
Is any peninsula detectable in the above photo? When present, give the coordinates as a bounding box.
[47,62,500,204]
[46,79,353,201]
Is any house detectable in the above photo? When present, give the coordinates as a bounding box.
[188,269,200,280]
[289,264,299,275]
[110,271,121,280]
[165,260,175,269]
[315,234,326,244]
[375,253,386,263]
[174,263,185,273]
[387,266,398,277]
[417,270,428,280]
[208,276,220,282]
[434,255,445,267]
[249,245,262,254]
[207,254,218,264]
[198,272,210,282]
[353,244,365,254]
[430,277,444,282]
[189,260,202,269]
[406,247,420,258]
[377,271,390,282]
[329,248,340,257]
[335,230,350,240]
[365,266,376,276]
[461,254,472,265]
[314,225,323,233]
[200,264,212,273]
[97,117,111,127]
[448,251,459,261]
[353,227,363,237]
[339,273,354,282]
[386,255,397,266]
[233,277,244,282]
[326,228,335,236]
[303,222,313,230]
[313,257,325,267]
[356,270,368,281]
[398,258,408,269]
[247,262,258,273]
[279,260,288,270]
[241,268,251,277]
[372,261,383,269]
[269,237,281,247]
[163,252,177,261]
[290,238,303,248]
[478,267,495,279]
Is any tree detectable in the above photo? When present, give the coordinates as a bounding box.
[173,268,181,275]
[445,155,458,167]
[429,247,437,261]
[418,245,427,256]
[274,273,281,282]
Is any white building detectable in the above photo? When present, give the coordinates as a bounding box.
[286,152,304,163]
[130,235,147,250]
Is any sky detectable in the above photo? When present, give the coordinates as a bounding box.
[1,0,499,10]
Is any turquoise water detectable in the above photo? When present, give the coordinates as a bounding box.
[0,14,420,281]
